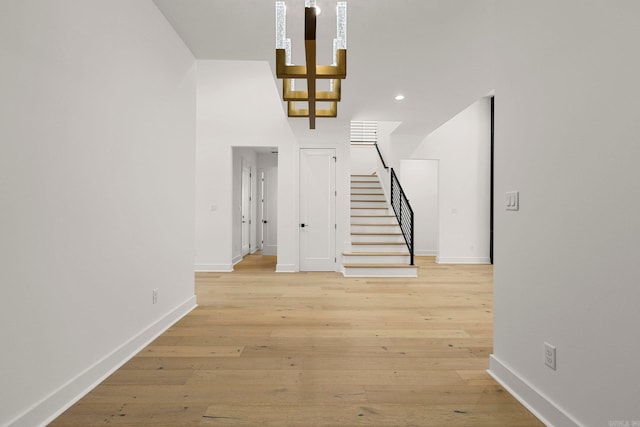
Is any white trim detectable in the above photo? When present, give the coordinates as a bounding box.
[488,355,580,427]
[276,263,296,273]
[8,296,197,427]
[232,255,243,265]
[194,264,233,272]
[415,250,438,256]
[436,256,490,264]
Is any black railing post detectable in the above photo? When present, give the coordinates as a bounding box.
[410,212,414,265]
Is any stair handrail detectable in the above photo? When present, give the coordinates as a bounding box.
[374,143,389,170]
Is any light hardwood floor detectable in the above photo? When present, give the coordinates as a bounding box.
[51,256,543,426]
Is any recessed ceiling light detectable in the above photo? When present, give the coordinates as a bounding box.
[395,94,405,101]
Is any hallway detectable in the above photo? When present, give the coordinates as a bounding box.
[51,256,542,426]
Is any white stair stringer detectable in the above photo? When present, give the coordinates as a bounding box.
[345,174,417,278]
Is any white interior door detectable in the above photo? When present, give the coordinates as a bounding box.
[299,148,336,271]
[262,166,278,256]
[241,165,251,255]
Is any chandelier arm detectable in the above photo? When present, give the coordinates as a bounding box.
[304,7,317,129]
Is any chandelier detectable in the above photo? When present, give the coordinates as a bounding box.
[275,1,347,129]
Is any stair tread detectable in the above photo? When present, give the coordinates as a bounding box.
[343,264,415,268]
[343,252,410,256]
[351,193,385,196]
[351,207,388,210]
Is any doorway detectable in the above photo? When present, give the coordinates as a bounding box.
[232,147,278,267]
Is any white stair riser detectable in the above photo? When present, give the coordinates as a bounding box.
[352,234,405,243]
[351,216,397,224]
[351,208,391,216]
[351,194,386,201]
[351,232,404,243]
[343,267,418,278]
[350,181,380,187]
[351,201,388,209]
[351,175,379,181]
[350,187,384,194]
[343,255,411,264]
[351,243,407,252]
[351,225,401,233]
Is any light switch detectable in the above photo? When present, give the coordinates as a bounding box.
[505,191,519,211]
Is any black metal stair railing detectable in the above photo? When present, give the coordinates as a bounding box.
[373,143,414,265]
[390,168,414,265]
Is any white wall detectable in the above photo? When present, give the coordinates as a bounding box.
[409,98,491,264]
[401,160,439,256]
[491,1,640,425]
[0,1,196,425]
[195,60,298,272]
[350,145,378,175]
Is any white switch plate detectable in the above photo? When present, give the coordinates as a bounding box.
[505,191,519,211]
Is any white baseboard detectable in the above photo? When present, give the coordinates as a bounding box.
[232,255,243,266]
[8,296,197,427]
[415,250,437,256]
[194,264,233,272]
[436,256,491,264]
[275,264,296,273]
[488,355,579,427]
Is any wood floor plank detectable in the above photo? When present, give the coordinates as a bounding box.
[50,255,543,427]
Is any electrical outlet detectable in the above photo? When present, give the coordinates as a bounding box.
[152,288,158,304]
[544,342,556,370]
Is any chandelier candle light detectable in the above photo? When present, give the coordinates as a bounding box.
[275,0,347,129]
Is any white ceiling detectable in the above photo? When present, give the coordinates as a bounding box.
[153,0,495,138]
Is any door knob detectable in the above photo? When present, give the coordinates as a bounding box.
[300,223,307,228]
[263,220,268,224]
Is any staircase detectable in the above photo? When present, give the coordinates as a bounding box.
[344,174,418,277]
